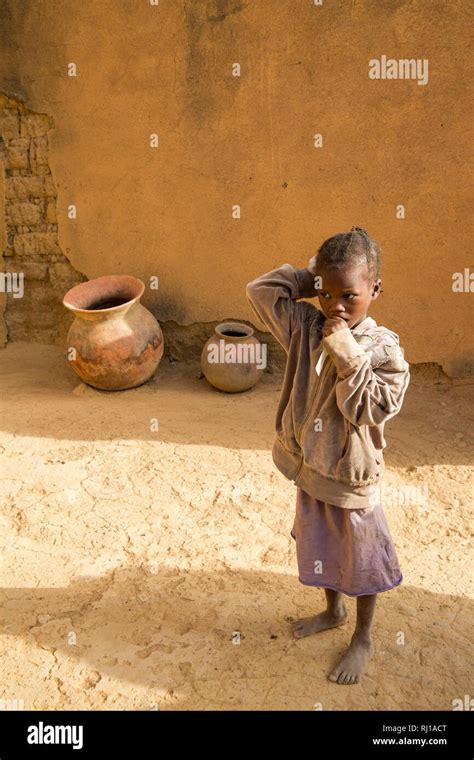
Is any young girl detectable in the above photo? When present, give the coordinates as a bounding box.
[246,227,410,686]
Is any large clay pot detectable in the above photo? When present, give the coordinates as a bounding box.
[63,275,164,391]
[201,321,265,393]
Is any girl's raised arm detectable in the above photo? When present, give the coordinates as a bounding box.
[245,264,318,352]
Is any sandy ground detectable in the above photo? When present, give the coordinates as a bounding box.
[0,341,472,711]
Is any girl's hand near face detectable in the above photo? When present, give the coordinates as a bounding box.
[322,316,349,337]
[307,254,318,276]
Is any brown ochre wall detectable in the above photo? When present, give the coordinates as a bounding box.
[0,0,472,376]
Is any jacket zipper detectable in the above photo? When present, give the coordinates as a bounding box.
[293,347,332,479]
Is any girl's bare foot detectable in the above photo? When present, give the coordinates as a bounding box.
[328,634,374,684]
[288,608,348,639]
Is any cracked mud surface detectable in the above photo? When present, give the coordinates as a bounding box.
[0,343,472,710]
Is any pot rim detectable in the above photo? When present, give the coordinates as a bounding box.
[63,275,145,314]
[215,321,254,339]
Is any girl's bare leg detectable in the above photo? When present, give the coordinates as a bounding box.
[329,593,376,685]
[290,588,348,639]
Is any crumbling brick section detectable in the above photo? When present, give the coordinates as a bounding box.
[0,93,86,347]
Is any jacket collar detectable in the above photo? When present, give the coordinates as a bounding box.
[350,315,377,335]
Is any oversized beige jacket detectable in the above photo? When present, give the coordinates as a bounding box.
[246,264,410,509]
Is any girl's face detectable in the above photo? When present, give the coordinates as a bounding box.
[314,264,382,330]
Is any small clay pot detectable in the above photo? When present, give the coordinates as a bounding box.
[201,321,265,393]
[63,275,164,391]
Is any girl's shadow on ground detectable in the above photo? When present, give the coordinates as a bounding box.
[0,564,472,710]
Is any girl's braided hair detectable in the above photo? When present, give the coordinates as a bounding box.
[315,226,382,283]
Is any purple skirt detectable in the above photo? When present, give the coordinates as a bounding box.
[290,487,403,596]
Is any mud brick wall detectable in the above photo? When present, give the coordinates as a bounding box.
[0,94,86,347]
[0,2,472,376]
[0,95,278,368]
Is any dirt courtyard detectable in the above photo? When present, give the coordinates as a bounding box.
[0,342,472,711]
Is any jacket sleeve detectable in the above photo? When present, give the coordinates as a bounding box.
[322,327,410,427]
[245,264,319,352]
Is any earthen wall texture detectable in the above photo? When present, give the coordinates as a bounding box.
[0,1,472,375]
